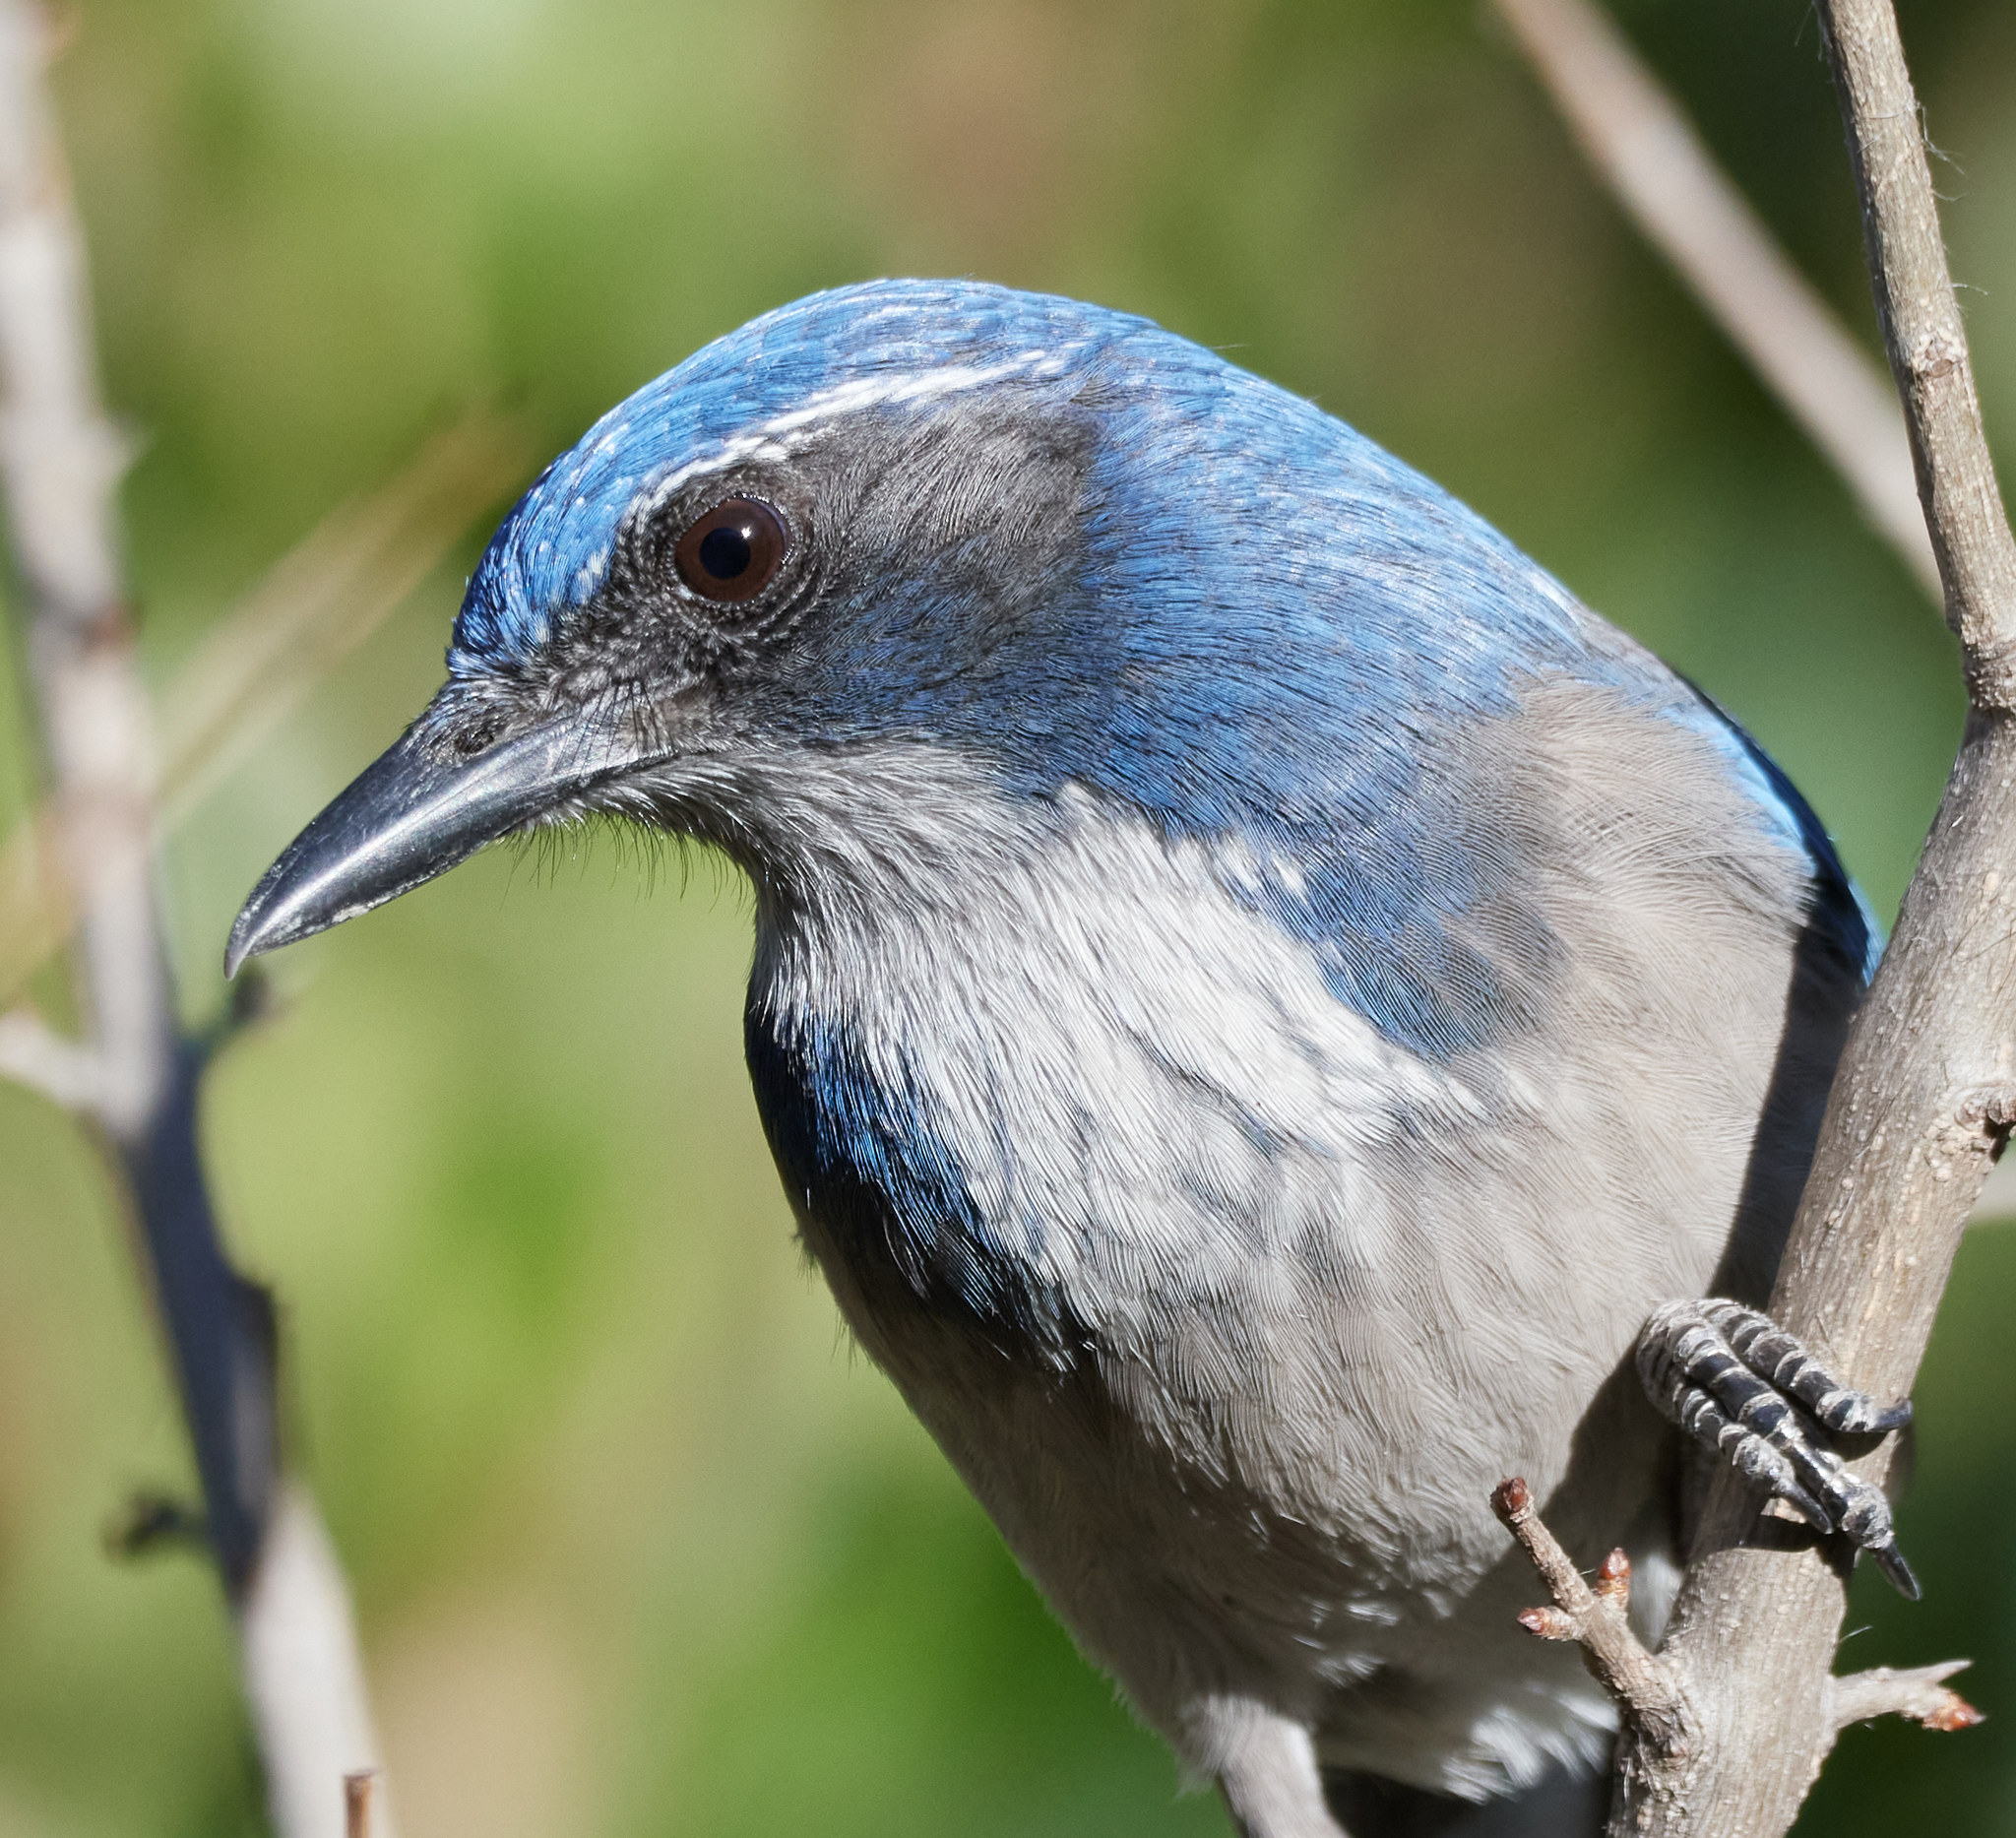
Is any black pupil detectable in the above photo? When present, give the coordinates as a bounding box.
[697,522,752,580]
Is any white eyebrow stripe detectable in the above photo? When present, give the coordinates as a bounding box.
[755,349,1069,437]
[627,343,1087,526]
[634,432,794,518]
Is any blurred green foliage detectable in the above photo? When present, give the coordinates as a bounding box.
[0,0,2010,1832]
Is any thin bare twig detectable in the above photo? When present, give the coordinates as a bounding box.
[0,7,397,1834]
[1490,1479,1691,1757]
[1826,1661,1982,1733]
[1490,0,1941,601]
[345,1769,378,1838]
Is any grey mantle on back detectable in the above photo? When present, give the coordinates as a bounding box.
[227,282,1877,1837]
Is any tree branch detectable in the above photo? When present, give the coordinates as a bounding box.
[0,6,395,1834]
[1822,1,2016,707]
[1571,3,2016,1832]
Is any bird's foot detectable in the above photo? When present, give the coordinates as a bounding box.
[1637,1299,1918,1599]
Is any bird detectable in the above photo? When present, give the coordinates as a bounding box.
[228,280,1915,1837]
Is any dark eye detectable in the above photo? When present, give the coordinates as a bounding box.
[673,496,789,603]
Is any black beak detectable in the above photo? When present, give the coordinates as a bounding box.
[225,712,650,977]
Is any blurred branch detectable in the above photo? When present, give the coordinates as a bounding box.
[246,1490,400,1838]
[1578,2,2016,1833]
[0,6,413,1835]
[0,802,65,1002]
[0,1001,102,1108]
[157,407,529,823]
[1489,0,1942,601]
[0,405,531,1001]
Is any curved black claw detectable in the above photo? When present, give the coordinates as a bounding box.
[1638,1299,1920,1600]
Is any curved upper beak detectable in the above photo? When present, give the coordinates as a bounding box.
[225,711,650,977]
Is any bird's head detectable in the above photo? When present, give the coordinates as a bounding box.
[228,278,1591,1030]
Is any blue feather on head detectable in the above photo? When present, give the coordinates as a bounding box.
[448,279,1869,1056]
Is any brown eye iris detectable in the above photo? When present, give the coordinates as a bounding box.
[673,497,788,603]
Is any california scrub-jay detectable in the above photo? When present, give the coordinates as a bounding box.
[229,282,1913,1837]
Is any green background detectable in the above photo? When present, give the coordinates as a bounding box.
[0,0,2012,1832]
